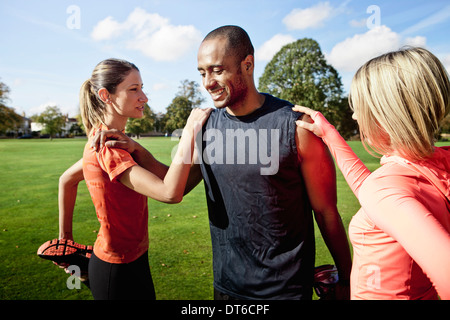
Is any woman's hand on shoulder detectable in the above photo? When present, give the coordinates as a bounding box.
[185,108,213,135]
[292,105,329,138]
[90,129,137,153]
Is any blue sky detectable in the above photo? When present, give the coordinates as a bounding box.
[1,0,449,117]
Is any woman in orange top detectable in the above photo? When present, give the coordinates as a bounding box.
[294,47,450,299]
[78,58,211,300]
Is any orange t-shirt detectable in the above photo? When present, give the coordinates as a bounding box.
[83,129,149,264]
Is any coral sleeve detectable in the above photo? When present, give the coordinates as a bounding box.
[359,177,450,299]
[311,111,371,197]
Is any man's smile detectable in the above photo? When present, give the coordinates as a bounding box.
[210,87,225,100]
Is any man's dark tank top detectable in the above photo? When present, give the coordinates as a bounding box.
[199,93,315,299]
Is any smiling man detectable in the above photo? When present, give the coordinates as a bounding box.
[190,25,352,300]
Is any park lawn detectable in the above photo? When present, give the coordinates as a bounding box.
[0,137,447,300]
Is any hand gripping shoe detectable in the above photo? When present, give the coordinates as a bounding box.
[37,238,93,274]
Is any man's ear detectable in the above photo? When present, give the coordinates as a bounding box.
[242,55,254,73]
[97,88,111,103]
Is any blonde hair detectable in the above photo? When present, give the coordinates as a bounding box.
[79,58,139,134]
[349,47,450,161]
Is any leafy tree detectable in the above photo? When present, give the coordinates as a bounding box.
[177,79,205,107]
[441,114,450,134]
[0,80,23,134]
[126,103,155,138]
[334,96,359,140]
[163,79,204,134]
[153,112,166,133]
[75,114,86,135]
[438,113,450,141]
[0,80,10,105]
[34,106,65,140]
[164,96,193,134]
[258,38,353,137]
[0,106,22,135]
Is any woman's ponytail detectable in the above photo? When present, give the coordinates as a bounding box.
[79,79,105,135]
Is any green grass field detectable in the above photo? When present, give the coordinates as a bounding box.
[0,137,447,300]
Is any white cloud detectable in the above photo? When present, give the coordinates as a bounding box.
[91,8,202,61]
[404,36,427,48]
[255,34,296,62]
[327,25,428,72]
[283,2,333,30]
[327,26,399,72]
[128,24,201,61]
[127,8,168,36]
[91,16,124,41]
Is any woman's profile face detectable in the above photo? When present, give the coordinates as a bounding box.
[109,69,148,119]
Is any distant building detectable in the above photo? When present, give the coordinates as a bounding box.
[18,113,32,135]
[61,115,81,137]
[30,114,82,137]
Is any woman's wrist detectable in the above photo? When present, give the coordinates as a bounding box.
[59,231,73,240]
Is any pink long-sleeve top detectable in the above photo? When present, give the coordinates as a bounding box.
[312,111,450,300]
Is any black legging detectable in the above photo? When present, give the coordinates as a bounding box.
[88,250,156,300]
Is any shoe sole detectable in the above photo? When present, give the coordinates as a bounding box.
[37,239,92,267]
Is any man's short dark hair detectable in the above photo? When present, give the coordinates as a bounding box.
[203,25,254,63]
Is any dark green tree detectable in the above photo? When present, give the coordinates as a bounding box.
[0,80,23,135]
[0,105,23,135]
[258,38,354,137]
[164,96,193,134]
[126,103,155,138]
[163,79,204,134]
[441,114,450,134]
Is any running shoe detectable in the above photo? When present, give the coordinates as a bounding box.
[37,238,92,268]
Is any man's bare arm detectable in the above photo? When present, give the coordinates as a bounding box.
[296,118,352,299]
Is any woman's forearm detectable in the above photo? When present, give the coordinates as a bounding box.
[58,159,84,239]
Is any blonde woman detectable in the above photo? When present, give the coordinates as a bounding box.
[74,58,210,300]
[294,47,450,300]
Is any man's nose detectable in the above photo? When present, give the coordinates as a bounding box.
[203,73,216,90]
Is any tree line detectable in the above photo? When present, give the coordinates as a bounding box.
[2,38,449,140]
